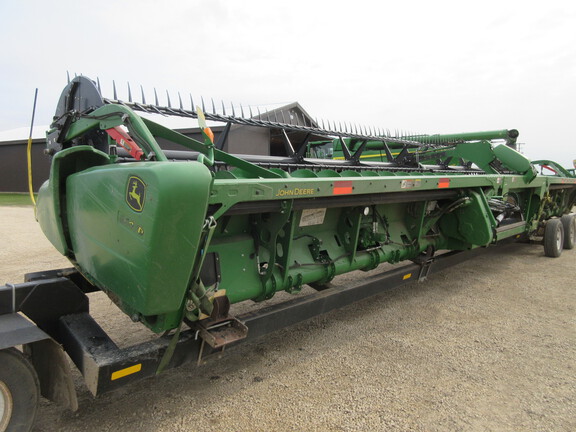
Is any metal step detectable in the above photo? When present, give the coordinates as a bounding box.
[194,317,248,349]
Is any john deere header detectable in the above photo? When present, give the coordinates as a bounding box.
[37,76,576,333]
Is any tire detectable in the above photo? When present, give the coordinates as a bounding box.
[543,218,564,258]
[0,349,39,432]
[560,214,576,250]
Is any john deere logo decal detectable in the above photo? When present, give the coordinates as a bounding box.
[126,176,146,212]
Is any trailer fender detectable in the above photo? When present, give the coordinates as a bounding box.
[25,339,78,411]
[0,315,78,412]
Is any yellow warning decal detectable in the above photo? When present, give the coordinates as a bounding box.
[403,273,412,280]
[111,364,142,381]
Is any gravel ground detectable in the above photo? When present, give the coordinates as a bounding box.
[1,206,575,432]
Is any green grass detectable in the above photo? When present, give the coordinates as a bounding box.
[0,193,35,206]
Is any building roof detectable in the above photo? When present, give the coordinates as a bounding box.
[255,102,318,127]
[0,125,47,144]
[0,102,320,149]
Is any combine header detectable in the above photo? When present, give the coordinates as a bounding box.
[1,76,575,431]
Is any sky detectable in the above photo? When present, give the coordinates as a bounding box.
[1,0,575,168]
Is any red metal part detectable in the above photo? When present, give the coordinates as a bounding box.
[438,178,451,188]
[333,180,353,195]
[105,126,145,161]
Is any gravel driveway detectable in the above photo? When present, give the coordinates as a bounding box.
[1,206,575,432]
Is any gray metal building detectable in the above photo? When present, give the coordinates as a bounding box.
[0,103,317,193]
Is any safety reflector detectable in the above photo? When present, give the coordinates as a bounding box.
[438,178,450,188]
[111,363,142,380]
[333,181,353,195]
[403,273,412,280]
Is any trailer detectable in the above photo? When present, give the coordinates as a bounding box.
[1,76,575,432]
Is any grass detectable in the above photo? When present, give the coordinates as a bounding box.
[0,193,35,206]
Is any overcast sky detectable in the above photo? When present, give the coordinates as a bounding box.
[1,0,575,167]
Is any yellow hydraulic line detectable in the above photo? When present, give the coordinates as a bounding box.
[27,88,38,207]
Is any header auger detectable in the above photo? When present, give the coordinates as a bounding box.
[0,75,575,432]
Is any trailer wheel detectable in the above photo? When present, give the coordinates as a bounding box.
[543,218,564,258]
[560,214,576,250]
[0,349,39,432]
